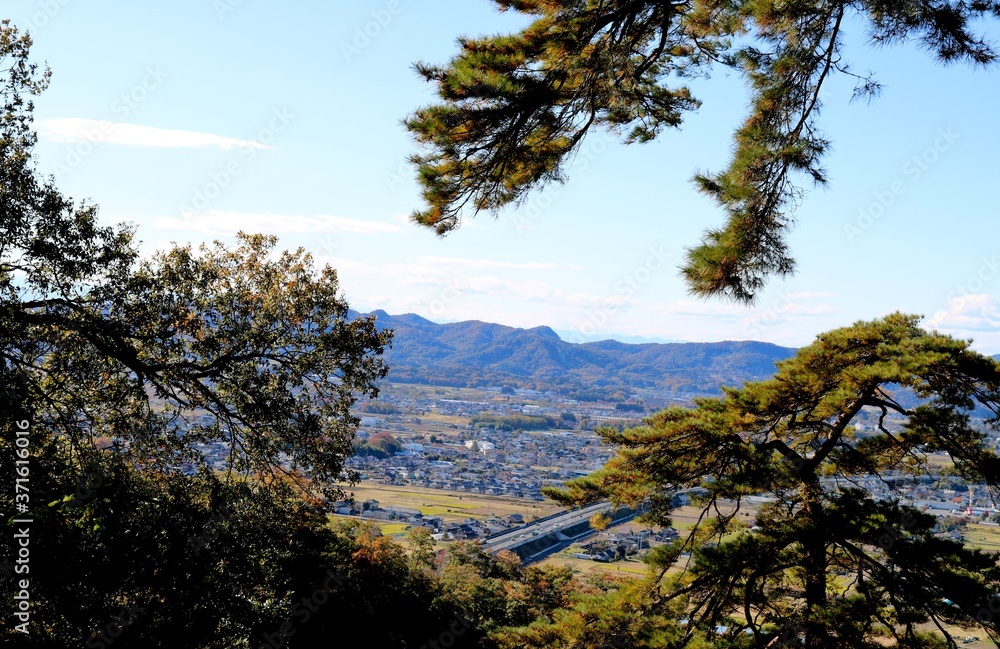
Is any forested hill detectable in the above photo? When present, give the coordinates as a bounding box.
[352,310,796,400]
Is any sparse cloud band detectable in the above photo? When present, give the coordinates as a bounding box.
[154,210,401,236]
[38,118,269,150]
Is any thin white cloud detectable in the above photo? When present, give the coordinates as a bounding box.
[334,261,561,300]
[564,291,632,309]
[922,295,1000,353]
[413,256,569,271]
[929,294,1000,332]
[658,301,750,318]
[315,255,593,307]
[787,291,839,300]
[459,275,557,300]
[154,210,401,236]
[38,118,269,150]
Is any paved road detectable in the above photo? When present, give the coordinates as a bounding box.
[482,501,614,553]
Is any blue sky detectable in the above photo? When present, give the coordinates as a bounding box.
[10,1,1000,351]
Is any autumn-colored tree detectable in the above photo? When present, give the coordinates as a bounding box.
[1,442,498,648]
[0,21,396,646]
[494,575,685,649]
[369,431,403,454]
[0,21,389,499]
[408,526,438,571]
[438,541,577,635]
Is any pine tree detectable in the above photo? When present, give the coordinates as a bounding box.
[406,1,1000,302]
[552,313,1000,647]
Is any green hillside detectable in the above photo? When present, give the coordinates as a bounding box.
[357,310,796,399]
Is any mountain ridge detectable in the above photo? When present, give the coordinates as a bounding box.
[352,310,797,400]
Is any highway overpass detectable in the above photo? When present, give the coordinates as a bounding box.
[481,501,640,564]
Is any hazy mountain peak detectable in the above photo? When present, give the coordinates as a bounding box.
[526,325,560,340]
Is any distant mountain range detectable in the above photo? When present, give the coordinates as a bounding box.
[353,310,796,401]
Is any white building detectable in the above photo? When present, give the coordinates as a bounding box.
[465,440,496,454]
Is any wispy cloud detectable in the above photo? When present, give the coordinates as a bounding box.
[786,291,838,300]
[929,295,1000,332]
[154,210,401,236]
[413,256,574,271]
[659,301,750,318]
[38,118,269,150]
[321,258,558,297]
[927,295,1000,352]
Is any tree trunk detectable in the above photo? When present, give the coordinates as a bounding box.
[802,481,828,648]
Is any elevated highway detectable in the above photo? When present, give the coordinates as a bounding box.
[481,501,640,564]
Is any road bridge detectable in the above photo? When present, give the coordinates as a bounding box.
[481,501,640,564]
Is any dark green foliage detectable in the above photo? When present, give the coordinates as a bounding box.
[472,413,560,430]
[552,313,1000,647]
[407,1,1000,301]
[0,438,497,648]
[360,401,402,415]
[2,439,307,647]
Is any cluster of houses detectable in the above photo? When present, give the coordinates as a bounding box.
[331,498,530,541]
[176,439,231,474]
[345,452,550,500]
[347,414,618,501]
[429,390,650,424]
[333,498,428,522]
[574,528,679,563]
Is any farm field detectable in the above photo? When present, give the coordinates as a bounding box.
[375,522,412,538]
[539,550,651,578]
[962,522,1000,552]
[337,480,562,522]
[932,627,990,649]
